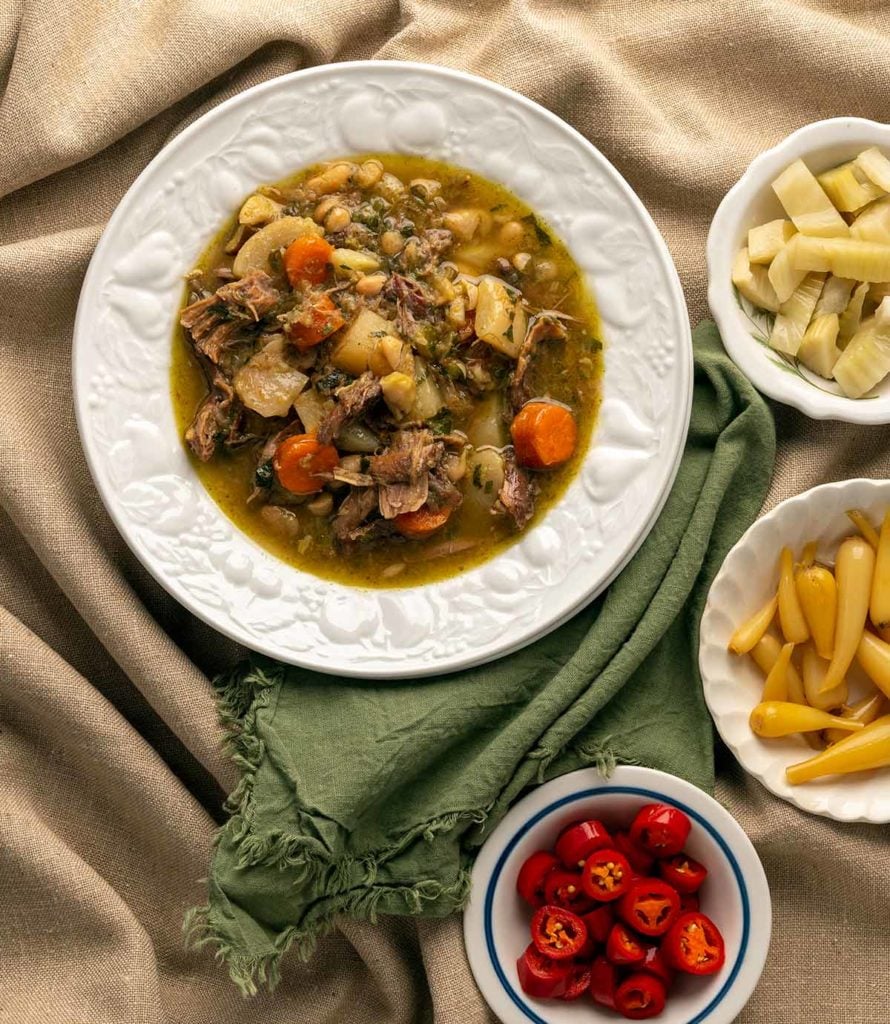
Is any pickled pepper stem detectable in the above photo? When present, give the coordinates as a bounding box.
[824,691,886,745]
[870,510,890,629]
[846,509,880,549]
[821,537,875,693]
[778,547,810,644]
[786,714,890,784]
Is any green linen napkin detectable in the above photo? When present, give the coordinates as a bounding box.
[186,322,775,993]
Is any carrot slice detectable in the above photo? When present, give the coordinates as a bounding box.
[511,401,578,469]
[273,434,339,494]
[288,293,345,350]
[283,235,334,287]
[394,504,452,539]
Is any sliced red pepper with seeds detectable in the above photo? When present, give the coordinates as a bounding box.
[629,803,691,857]
[530,905,588,960]
[516,943,572,998]
[554,819,613,869]
[617,877,681,937]
[662,911,726,976]
[590,955,619,1010]
[581,847,633,902]
[543,868,595,913]
[659,852,708,894]
[614,972,667,1019]
[606,922,646,966]
[516,850,558,907]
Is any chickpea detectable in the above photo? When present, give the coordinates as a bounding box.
[380,229,405,255]
[354,159,384,188]
[313,195,340,224]
[356,272,387,296]
[307,162,355,195]
[324,205,351,232]
[534,258,558,282]
[307,493,334,517]
[512,251,532,272]
[498,220,524,247]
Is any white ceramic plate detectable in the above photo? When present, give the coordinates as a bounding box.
[73,61,692,678]
[463,766,771,1024]
[707,116,890,424]
[700,478,890,823]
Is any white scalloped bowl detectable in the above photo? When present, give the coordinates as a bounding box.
[707,117,890,423]
[700,478,890,823]
[463,766,771,1024]
[73,61,693,678]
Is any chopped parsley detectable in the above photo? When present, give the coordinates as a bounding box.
[428,409,453,435]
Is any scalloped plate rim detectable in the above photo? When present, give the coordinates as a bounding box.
[72,60,693,678]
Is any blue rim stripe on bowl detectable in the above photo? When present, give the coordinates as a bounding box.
[483,786,750,1024]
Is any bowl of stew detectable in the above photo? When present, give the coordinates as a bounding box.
[73,61,693,677]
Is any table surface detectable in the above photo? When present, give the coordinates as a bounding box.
[1,2,887,1022]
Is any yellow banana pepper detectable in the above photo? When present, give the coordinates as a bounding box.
[855,630,890,701]
[870,509,890,630]
[749,701,864,738]
[824,691,886,745]
[795,565,836,660]
[821,536,875,693]
[801,645,847,710]
[778,547,810,643]
[762,642,793,701]
[750,635,806,704]
[786,714,890,784]
[728,593,778,655]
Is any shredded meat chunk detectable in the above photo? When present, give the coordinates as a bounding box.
[369,430,441,484]
[185,368,241,462]
[316,372,382,445]
[510,314,568,411]
[497,449,536,528]
[332,486,380,542]
[386,274,431,336]
[180,271,280,365]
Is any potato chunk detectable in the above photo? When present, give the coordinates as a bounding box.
[331,308,395,375]
[233,337,308,417]
[475,276,520,357]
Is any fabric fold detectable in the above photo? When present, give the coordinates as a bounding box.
[188,321,775,994]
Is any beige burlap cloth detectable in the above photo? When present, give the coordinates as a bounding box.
[1,2,888,1021]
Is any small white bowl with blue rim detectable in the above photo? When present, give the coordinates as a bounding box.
[463,765,771,1023]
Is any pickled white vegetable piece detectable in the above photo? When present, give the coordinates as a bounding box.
[769,272,825,356]
[833,304,890,397]
[767,238,806,304]
[814,275,856,315]
[856,147,890,193]
[748,219,797,265]
[817,162,884,213]
[851,196,890,243]
[733,247,780,311]
[838,282,869,349]
[790,236,890,281]
[772,159,849,237]
[797,313,841,378]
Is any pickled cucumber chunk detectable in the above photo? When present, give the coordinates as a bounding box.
[772,159,849,238]
[732,248,780,312]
